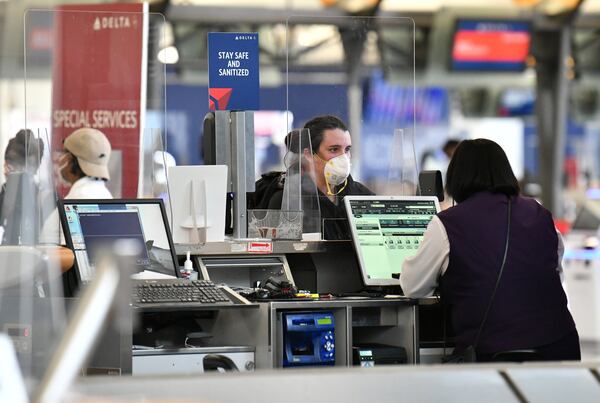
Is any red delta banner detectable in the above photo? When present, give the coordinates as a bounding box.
[51,2,147,198]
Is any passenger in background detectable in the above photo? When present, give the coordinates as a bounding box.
[41,128,114,293]
[39,128,113,246]
[420,138,460,176]
[2,129,43,174]
[420,139,460,209]
[250,115,373,239]
[59,127,113,199]
[0,129,46,244]
[0,129,44,213]
[401,139,579,362]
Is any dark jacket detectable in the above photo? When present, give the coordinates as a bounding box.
[248,172,373,240]
[438,192,577,355]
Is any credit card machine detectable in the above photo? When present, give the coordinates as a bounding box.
[282,312,335,367]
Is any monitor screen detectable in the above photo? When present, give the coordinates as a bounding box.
[59,199,179,283]
[345,196,440,287]
[498,87,535,117]
[451,20,531,72]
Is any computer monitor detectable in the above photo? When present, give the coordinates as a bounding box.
[344,196,440,287]
[58,199,180,284]
[451,19,531,72]
[167,165,228,243]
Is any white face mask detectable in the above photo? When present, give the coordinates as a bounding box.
[322,153,351,187]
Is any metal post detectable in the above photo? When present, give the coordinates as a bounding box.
[214,110,254,239]
[535,26,571,216]
[230,111,254,239]
[215,110,232,190]
[340,19,368,181]
[552,26,571,217]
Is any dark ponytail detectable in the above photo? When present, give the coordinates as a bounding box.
[5,129,45,173]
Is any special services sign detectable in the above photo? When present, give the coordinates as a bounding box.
[51,2,148,198]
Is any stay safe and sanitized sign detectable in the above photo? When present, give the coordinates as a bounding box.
[208,32,260,111]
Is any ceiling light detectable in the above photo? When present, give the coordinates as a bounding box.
[157,46,179,64]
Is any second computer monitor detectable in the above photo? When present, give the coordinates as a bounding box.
[59,199,180,284]
[344,196,440,287]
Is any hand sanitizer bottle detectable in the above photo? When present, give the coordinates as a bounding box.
[180,251,194,279]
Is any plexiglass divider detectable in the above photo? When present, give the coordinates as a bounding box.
[286,16,416,235]
[24,9,167,201]
[5,8,169,398]
[0,127,66,393]
[281,129,321,238]
[139,127,173,201]
[248,128,321,240]
[386,128,419,196]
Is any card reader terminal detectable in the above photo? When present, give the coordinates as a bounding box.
[282,312,335,367]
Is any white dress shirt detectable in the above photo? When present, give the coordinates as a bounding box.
[400,216,565,299]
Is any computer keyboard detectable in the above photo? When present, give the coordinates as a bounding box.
[132,279,233,308]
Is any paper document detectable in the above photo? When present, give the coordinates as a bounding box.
[131,270,176,280]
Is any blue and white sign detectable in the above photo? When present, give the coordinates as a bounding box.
[208,32,260,111]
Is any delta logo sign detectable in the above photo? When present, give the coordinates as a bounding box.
[209,88,233,110]
[208,32,259,111]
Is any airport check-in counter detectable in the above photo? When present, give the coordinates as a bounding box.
[108,240,421,374]
[169,240,422,368]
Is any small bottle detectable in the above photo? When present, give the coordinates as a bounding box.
[180,251,194,279]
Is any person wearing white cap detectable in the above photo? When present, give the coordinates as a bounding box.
[38,128,113,248]
[59,127,113,199]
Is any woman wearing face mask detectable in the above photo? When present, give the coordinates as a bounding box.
[39,128,113,247]
[39,128,113,293]
[255,115,373,240]
[58,127,113,199]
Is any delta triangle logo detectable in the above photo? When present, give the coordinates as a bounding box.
[209,88,233,110]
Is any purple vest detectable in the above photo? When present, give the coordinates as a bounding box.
[438,192,576,354]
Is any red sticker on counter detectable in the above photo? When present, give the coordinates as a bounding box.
[248,241,272,254]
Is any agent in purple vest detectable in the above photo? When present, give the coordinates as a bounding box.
[401,139,580,362]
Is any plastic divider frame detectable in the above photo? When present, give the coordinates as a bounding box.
[285,15,416,197]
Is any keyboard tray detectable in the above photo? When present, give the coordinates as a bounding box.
[132,279,233,309]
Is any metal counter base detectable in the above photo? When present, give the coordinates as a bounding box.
[75,362,600,403]
[132,346,255,375]
[207,298,418,368]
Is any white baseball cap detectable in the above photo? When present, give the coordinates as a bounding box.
[64,128,111,180]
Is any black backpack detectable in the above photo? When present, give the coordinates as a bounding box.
[247,171,285,210]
